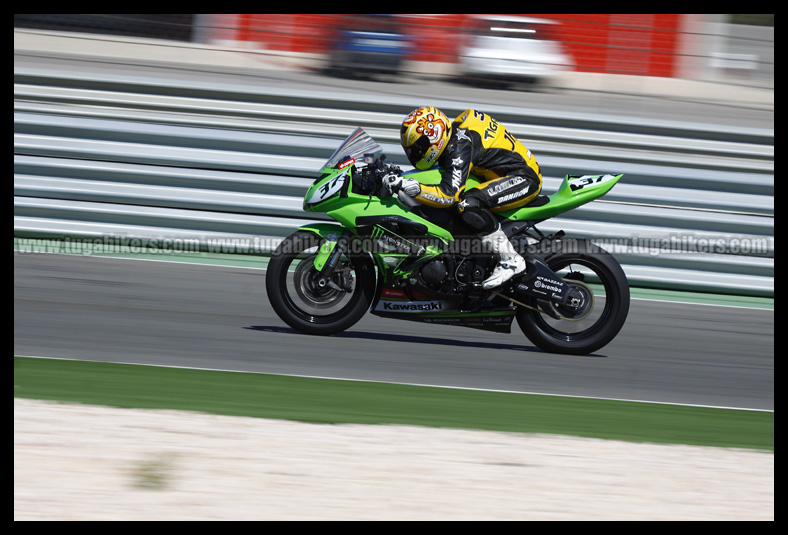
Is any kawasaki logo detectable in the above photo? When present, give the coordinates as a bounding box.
[379,301,443,312]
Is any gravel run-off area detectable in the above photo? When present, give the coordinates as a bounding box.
[14,398,774,521]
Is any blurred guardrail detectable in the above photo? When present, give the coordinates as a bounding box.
[13,67,773,296]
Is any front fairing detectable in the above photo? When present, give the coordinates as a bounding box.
[303,166,354,212]
[306,172,453,243]
[304,127,382,212]
[302,128,453,243]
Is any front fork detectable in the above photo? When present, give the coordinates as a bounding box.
[300,225,352,293]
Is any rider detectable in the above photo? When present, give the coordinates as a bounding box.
[385,106,543,289]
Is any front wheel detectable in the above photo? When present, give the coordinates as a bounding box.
[516,239,629,355]
[266,231,376,335]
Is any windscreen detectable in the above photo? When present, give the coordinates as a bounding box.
[321,127,383,171]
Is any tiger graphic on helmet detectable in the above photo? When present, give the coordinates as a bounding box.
[412,111,444,142]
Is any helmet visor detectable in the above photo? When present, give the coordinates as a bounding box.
[403,136,430,168]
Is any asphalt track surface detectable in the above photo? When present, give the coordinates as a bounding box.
[14,252,774,411]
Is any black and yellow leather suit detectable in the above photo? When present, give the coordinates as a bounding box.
[414,109,542,234]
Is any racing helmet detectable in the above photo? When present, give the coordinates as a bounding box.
[400,106,452,170]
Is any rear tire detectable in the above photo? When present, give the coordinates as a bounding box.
[516,239,629,355]
[266,231,376,335]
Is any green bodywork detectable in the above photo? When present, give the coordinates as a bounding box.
[302,164,622,275]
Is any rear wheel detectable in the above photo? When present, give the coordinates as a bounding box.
[266,231,376,335]
[516,239,629,355]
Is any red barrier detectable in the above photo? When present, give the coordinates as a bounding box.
[230,14,683,77]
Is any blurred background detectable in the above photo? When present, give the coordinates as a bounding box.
[13,14,774,297]
[14,14,774,89]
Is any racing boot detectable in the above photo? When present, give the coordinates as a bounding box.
[480,225,526,290]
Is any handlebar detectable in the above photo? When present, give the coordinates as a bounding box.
[354,156,422,211]
[355,153,403,196]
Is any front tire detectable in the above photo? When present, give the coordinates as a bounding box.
[266,231,376,335]
[516,239,629,355]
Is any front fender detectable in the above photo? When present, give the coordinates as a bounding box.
[297,223,346,271]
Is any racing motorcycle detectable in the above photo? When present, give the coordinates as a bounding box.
[266,128,629,355]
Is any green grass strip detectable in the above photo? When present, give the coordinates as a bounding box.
[14,356,773,451]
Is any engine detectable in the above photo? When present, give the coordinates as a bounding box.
[415,255,490,296]
[419,258,447,286]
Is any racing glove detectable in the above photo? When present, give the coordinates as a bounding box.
[383,174,421,197]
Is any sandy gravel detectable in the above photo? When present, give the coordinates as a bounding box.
[14,398,773,521]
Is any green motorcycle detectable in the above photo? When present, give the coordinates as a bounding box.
[266,128,629,355]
